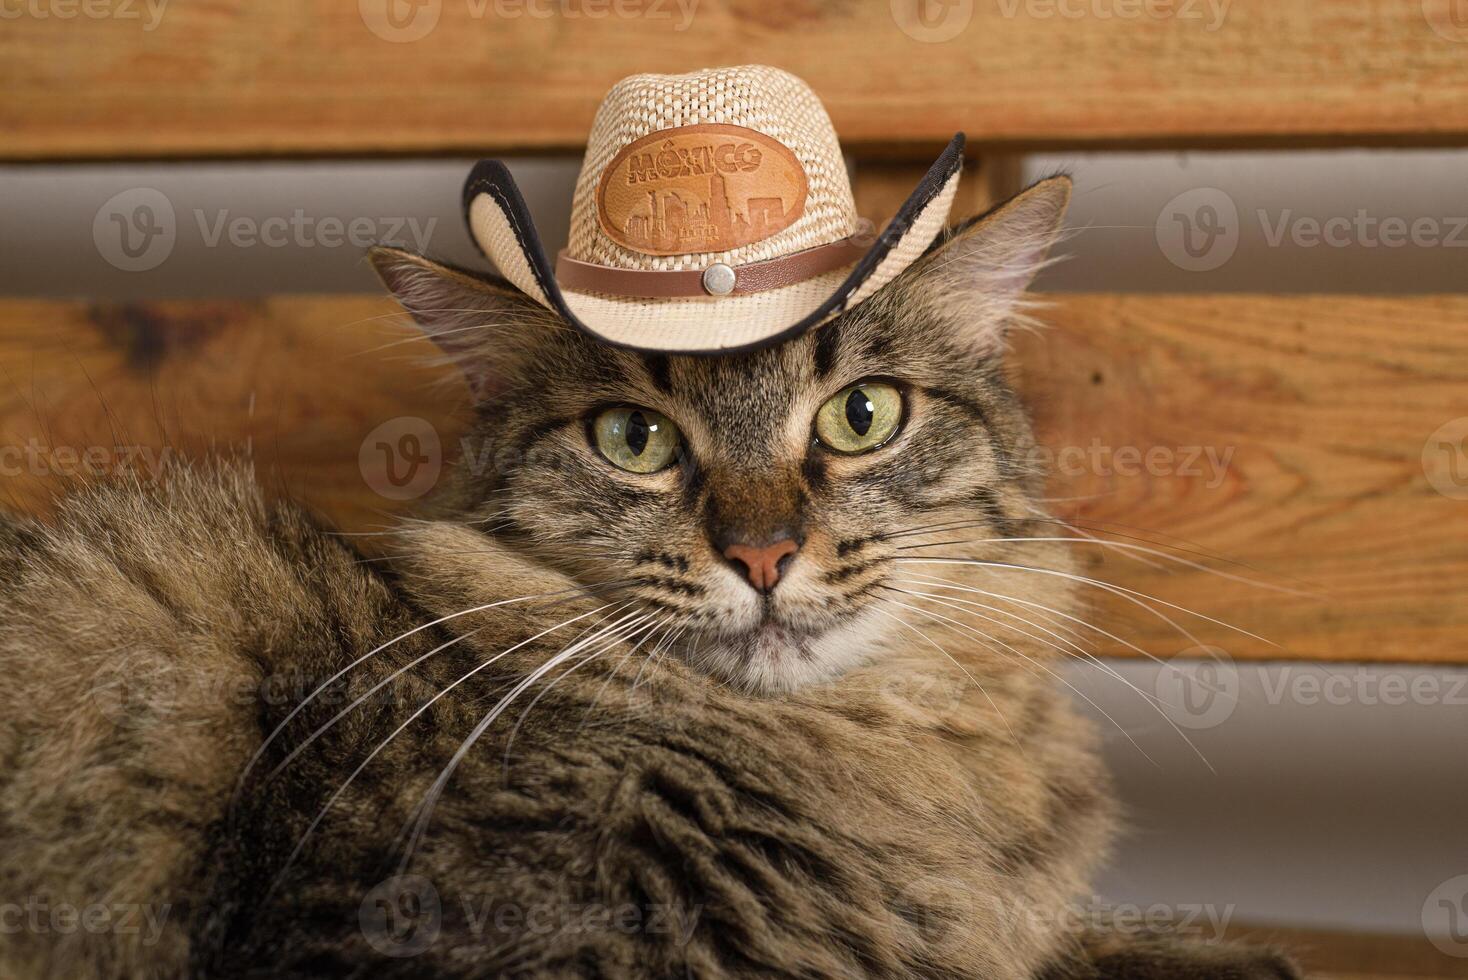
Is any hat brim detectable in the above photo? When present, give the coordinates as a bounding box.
[462,134,965,355]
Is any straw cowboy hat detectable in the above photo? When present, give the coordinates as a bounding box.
[462,64,964,354]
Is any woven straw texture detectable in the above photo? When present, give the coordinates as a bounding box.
[566,65,857,273]
[466,64,964,351]
[471,169,961,352]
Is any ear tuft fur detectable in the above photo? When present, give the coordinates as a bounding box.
[367,246,554,400]
[900,175,1072,354]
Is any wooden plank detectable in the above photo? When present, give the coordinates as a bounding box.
[3,1,1468,160]
[852,154,1022,232]
[0,294,1464,664]
[1224,923,1468,979]
[0,297,467,535]
[1010,295,1468,664]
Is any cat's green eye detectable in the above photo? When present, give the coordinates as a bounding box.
[592,406,682,473]
[815,382,902,454]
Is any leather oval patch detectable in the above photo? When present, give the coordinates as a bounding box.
[596,124,809,257]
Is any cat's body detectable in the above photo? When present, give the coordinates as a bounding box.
[0,180,1297,978]
[0,464,1105,978]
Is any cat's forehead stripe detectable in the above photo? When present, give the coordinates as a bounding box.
[640,353,673,395]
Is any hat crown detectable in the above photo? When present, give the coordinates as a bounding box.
[568,65,857,273]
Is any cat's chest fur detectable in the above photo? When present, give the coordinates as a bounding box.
[216,546,1112,979]
[0,468,1111,979]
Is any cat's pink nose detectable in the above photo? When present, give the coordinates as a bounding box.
[722,539,800,594]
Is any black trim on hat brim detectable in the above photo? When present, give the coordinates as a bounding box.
[460,133,965,357]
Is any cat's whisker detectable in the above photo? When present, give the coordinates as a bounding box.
[886,510,1302,591]
[576,619,686,735]
[1015,509,1166,571]
[892,574,1242,702]
[232,582,633,810]
[865,602,1023,749]
[340,310,574,358]
[635,616,696,694]
[1024,513,1322,596]
[894,526,1161,574]
[894,557,1274,650]
[326,528,412,538]
[502,613,672,771]
[634,623,685,696]
[262,627,483,785]
[628,624,672,693]
[893,575,1168,666]
[896,578,1092,645]
[345,318,509,357]
[261,600,629,901]
[880,516,1011,541]
[396,607,655,871]
[885,584,1206,761]
[879,584,1089,660]
[878,594,1165,769]
[895,535,1312,597]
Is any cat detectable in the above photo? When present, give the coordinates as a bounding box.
[0,176,1299,978]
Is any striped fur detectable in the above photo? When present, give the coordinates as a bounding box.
[0,178,1296,978]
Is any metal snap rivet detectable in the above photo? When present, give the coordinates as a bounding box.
[701,263,736,296]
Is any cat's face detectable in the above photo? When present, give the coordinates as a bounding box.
[374,177,1069,692]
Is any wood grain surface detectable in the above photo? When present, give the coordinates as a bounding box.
[1012,294,1468,665]
[1225,923,1468,979]
[4,1,1468,160]
[0,293,1464,665]
[0,296,466,534]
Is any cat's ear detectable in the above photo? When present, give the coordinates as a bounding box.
[368,246,548,400]
[901,174,1071,353]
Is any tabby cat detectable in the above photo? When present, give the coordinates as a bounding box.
[0,177,1297,978]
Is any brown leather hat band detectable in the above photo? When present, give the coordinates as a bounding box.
[554,238,867,299]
